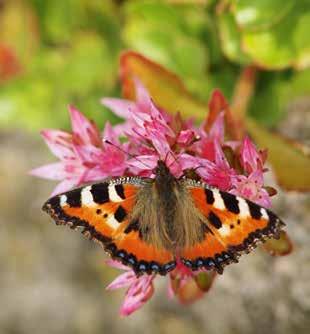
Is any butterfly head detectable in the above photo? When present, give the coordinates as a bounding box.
[154,160,176,184]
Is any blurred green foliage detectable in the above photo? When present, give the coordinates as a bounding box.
[0,0,310,131]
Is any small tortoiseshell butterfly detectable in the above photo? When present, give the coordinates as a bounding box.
[43,160,285,275]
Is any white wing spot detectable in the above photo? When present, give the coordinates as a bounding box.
[106,215,119,230]
[60,195,67,207]
[81,186,95,206]
[238,198,250,218]
[213,190,225,210]
[261,208,269,220]
[218,225,231,237]
[108,185,123,202]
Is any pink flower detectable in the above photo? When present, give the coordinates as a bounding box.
[192,112,224,161]
[33,78,284,316]
[231,171,271,207]
[30,106,127,196]
[177,129,197,147]
[240,135,267,174]
[194,141,237,191]
[106,260,155,316]
[228,135,271,207]
[102,78,200,178]
[102,78,174,153]
[103,80,174,154]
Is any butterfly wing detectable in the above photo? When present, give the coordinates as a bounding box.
[43,178,175,275]
[180,183,285,274]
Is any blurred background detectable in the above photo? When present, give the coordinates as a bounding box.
[1,0,310,333]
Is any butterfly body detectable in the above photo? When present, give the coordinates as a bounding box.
[131,161,206,252]
[43,160,285,276]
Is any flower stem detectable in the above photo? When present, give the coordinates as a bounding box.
[231,66,258,140]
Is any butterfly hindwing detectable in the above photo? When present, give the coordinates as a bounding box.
[43,178,175,275]
[180,184,285,273]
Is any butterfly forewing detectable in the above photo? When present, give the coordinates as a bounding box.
[42,178,175,275]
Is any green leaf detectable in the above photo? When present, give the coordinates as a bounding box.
[60,32,117,94]
[248,73,287,127]
[0,31,119,130]
[194,271,216,292]
[246,117,310,191]
[249,69,310,127]
[217,11,251,65]
[123,1,209,85]
[241,2,310,70]
[292,11,310,69]
[242,22,295,70]
[233,0,295,31]
[36,0,84,44]
[286,68,310,98]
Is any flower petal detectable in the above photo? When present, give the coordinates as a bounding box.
[30,162,67,180]
[69,105,101,147]
[119,275,154,316]
[102,121,119,144]
[50,178,78,196]
[101,98,135,119]
[208,111,225,141]
[177,129,196,146]
[41,129,74,160]
[240,135,264,174]
[106,271,137,290]
[106,259,130,271]
[127,155,158,175]
[231,170,271,207]
[134,77,152,111]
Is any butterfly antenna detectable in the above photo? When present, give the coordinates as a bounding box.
[104,140,152,170]
[165,150,180,169]
[192,164,204,172]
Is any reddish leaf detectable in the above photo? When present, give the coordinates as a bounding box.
[262,231,293,256]
[0,44,21,81]
[176,278,205,305]
[206,89,240,140]
[231,66,257,120]
[205,89,228,131]
[120,50,208,119]
[0,0,39,65]
[169,271,216,305]
[264,186,277,197]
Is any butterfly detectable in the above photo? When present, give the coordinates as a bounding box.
[43,160,285,276]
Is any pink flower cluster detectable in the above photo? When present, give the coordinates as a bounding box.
[32,80,274,316]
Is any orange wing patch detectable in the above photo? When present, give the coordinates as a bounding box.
[112,230,174,271]
[43,180,176,275]
[181,186,285,273]
[180,233,236,274]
